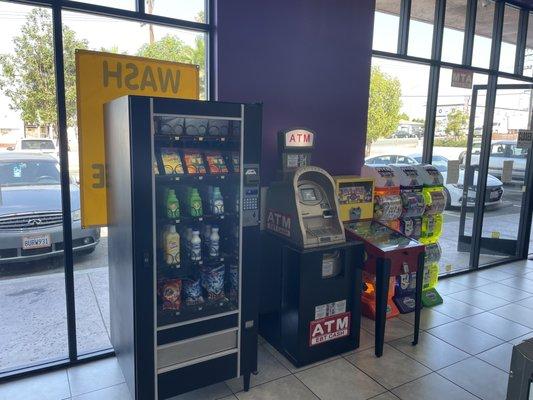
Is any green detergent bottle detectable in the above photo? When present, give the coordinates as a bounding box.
[189,188,203,217]
[166,189,180,219]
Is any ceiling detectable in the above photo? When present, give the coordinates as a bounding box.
[376,0,531,46]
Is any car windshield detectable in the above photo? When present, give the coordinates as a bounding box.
[21,140,55,150]
[0,160,60,186]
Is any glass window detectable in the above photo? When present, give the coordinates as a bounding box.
[373,0,400,53]
[442,0,467,64]
[62,10,207,356]
[500,5,520,73]
[366,57,429,164]
[0,2,68,373]
[472,0,495,69]
[408,0,435,59]
[146,0,206,23]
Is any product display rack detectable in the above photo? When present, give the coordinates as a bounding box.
[105,96,262,399]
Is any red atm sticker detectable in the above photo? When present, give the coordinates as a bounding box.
[309,312,351,346]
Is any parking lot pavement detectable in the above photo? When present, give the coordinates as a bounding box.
[439,184,527,274]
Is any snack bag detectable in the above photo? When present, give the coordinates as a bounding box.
[160,148,184,175]
[183,150,207,174]
[183,278,204,306]
[206,152,229,174]
[230,152,240,173]
[159,279,182,311]
[201,264,226,300]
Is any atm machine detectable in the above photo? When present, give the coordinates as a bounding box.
[259,128,364,367]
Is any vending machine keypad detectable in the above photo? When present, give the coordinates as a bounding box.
[243,164,260,227]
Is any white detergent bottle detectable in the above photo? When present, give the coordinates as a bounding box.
[191,230,202,261]
[209,227,220,258]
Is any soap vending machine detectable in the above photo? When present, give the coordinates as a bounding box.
[260,129,364,367]
[389,165,426,314]
[105,97,262,399]
[359,165,403,319]
[415,164,446,307]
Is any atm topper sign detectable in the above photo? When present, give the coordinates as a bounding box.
[76,50,199,227]
[281,128,315,149]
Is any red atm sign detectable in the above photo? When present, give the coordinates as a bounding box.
[284,129,314,148]
[309,312,351,346]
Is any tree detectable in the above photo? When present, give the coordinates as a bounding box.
[399,112,410,121]
[445,109,468,139]
[137,34,206,95]
[0,9,88,138]
[366,66,402,154]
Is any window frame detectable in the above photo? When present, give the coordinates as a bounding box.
[0,0,211,382]
[371,0,533,274]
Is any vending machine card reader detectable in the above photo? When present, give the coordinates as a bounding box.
[266,166,346,249]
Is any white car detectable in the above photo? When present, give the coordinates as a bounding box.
[459,140,527,181]
[7,139,58,156]
[365,154,504,208]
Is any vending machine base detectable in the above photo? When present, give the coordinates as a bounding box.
[259,233,363,367]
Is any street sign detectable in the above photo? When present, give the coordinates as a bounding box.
[451,68,473,89]
[517,129,533,149]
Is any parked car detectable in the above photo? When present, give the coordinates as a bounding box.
[459,140,527,181]
[0,152,99,264]
[365,154,504,208]
[7,138,57,156]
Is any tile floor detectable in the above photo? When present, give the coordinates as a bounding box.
[2,259,533,400]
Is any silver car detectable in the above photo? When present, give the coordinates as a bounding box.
[0,152,99,264]
[461,140,528,181]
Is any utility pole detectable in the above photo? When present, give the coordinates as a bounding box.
[146,0,154,44]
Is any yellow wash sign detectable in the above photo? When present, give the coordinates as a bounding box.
[76,50,199,227]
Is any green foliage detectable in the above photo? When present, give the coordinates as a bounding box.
[399,112,410,121]
[412,118,425,124]
[367,66,402,150]
[0,9,88,134]
[137,35,206,96]
[434,137,468,147]
[445,109,469,139]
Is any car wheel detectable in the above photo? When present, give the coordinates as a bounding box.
[443,187,452,209]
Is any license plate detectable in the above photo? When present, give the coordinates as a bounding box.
[489,191,500,200]
[22,234,52,250]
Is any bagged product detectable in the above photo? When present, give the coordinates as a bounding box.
[183,278,204,305]
[159,279,182,311]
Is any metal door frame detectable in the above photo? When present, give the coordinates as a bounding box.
[458,83,533,270]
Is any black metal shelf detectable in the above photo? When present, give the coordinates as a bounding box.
[154,134,240,144]
[155,173,239,183]
[157,212,237,225]
[157,297,238,328]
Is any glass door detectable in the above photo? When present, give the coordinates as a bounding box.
[458,83,533,269]
[478,85,533,266]
[151,113,242,328]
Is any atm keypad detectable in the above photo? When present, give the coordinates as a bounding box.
[243,197,258,210]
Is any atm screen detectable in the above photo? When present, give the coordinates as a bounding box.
[301,188,317,201]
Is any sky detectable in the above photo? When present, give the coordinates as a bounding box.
[373,10,533,132]
[0,0,204,133]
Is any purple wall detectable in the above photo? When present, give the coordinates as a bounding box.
[215,0,375,184]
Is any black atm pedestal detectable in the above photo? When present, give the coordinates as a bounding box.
[259,233,363,367]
